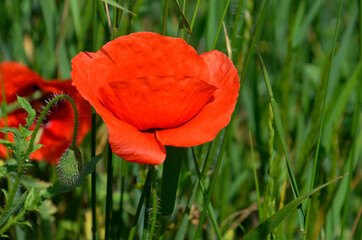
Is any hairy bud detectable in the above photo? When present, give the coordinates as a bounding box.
[57,147,82,186]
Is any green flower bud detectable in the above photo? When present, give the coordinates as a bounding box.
[57,147,82,186]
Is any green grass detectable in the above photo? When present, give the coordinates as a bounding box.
[0,0,361,239]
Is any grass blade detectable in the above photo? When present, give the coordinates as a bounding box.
[191,147,222,239]
[242,174,347,240]
[256,46,305,231]
[304,0,344,236]
[211,0,231,50]
[100,0,136,16]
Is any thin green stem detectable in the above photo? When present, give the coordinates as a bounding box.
[116,160,127,238]
[186,0,200,42]
[128,168,152,240]
[256,46,305,232]
[191,147,222,239]
[162,0,169,35]
[190,0,200,31]
[304,0,344,237]
[175,145,209,240]
[148,166,157,240]
[240,0,271,86]
[105,144,113,240]
[194,124,232,239]
[142,166,152,240]
[112,0,124,39]
[28,94,79,156]
[211,0,230,50]
[0,207,27,234]
[249,131,263,221]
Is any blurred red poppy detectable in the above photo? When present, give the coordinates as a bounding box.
[71,32,240,165]
[0,62,92,164]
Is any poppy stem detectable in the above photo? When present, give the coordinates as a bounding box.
[26,94,79,158]
[105,143,113,240]
[128,167,152,240]
[148,166,158,239]
[142,166,153,240]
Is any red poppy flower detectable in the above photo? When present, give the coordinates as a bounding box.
[0,62,92,164]
[71,32,240,165]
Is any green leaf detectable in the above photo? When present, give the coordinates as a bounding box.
[16,221,32,229]
[17,96,36,127]
[0,233,9,238]
[160,147,185,216]
[31,144,43,154]
[242,174,347,240]
[100,0,136,16]
[174,0,192,34]
[0,127,20,135]
[0,159,17,177]
[20,175,51,192]
[24,188,37,211]
[0,139,15,150]
[0,191,28,228]
[1,189,9,201]
[40,154,103,198]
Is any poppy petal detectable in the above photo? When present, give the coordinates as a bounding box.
[87,32,210,94]
[71,52,166,165]
[98,76,216,131]
[106,119,166,165]
[156,50,240,146]
[0,62,42,103]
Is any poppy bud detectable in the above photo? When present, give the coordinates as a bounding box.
[57,147,82,186]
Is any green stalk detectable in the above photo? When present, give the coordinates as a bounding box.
[249,131,263,221]
[211,0,231,50]
[194,123,232,239]
[255,47,305,232]
[175,145,209,240]
[148,166,158,240]
[162,0,170,35]
[303,0,344,237]
[116,160,127,238]
[112,0,124,39]
[0,206,27,234]
[128,168,152,240]
[186,0,200,42]
[240,0,271,86]
[104,144,113,240]
[191,147,222,239]
[27,94,78,156]
[142,166,153,240]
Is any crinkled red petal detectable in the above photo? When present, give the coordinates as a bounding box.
[99,76,215,131]
[87,32,210,95]
[156,50,240,146]
[71,52,166,164]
